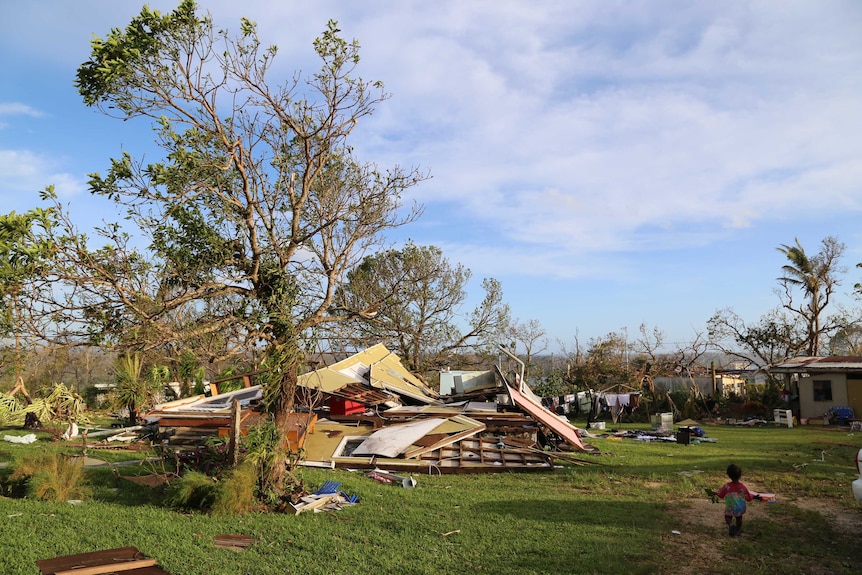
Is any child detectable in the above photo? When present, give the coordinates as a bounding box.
[710,464,757,536]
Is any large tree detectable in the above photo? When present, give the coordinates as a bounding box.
[568,330,636,390]
[776,236,844,356]
[333,243,509,372]
[708,307,808,368]
[48,2,425,485]
[634,323,708,377]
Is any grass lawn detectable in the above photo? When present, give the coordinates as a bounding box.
[1,421,860,575]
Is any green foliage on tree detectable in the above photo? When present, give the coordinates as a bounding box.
[37,2,428,497]
[708,308,807,368]
[334,243,509,371]
[176,349,204,397]
[709,236,850,366]
[0,205,56,315]
[112,353,162,424]
[577,331,634,389]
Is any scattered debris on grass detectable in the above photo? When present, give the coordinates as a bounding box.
[366,469,417,488]
[214,534,256,551]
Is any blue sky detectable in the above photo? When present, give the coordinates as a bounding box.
[2,1,862,353]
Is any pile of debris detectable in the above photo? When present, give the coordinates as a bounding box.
[145,344,596,474]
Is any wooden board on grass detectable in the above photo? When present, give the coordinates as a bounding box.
[36,547,170,575]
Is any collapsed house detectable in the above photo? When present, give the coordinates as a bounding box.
[145,344,593,474]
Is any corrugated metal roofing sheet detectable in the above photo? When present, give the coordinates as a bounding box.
[771,356,862,371]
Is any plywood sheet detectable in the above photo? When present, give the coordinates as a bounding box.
[383,402,498,418]
[402,415,485,459]
[302,421,375,462]
[332,383,393,404]
[296,344,437,404]
[352,418,446,457]
[298,366,360,394]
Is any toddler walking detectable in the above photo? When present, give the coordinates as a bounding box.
[709,464,756,536]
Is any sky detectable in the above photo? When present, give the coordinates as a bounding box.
[2,1,862,354]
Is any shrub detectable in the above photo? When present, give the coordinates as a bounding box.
[168,464,260,514]
[167,470,217,511]
[212,463,259,515]
[10,451,90,502]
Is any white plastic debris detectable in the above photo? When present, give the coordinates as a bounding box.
[61,422,79,440]
[3,433,37,444]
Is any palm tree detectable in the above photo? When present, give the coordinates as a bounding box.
[776,237,844,356]
[113,354,161,425]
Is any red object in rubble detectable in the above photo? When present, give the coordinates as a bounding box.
[329,397,365,416]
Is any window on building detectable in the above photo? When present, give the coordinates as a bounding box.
[812,380,832,401]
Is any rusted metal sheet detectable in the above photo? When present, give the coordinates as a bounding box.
[505,383,586,451]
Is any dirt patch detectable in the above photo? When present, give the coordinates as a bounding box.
[658,497,754,575]
[660,492,862,575]
[790,496,862,534]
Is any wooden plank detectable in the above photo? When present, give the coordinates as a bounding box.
[214,534,256,550]
[288,493,339,515]
[424,438,552,468]
[228,399,241,466]
[120,473,176,487]
[54,559,158,575]
[37,547,141,574]
[157,417,232,427]
[330,383,394,406]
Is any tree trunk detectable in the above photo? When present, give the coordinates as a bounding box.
[8,376,33,405]
[263,353,300,494]
[128,399,137,426]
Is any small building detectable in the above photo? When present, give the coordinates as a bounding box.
[770,356,862,421]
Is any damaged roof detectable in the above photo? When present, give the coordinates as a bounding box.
[297,343,440,404]
[771,356,862,372]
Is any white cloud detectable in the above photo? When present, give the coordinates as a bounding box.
[0,102,43,118]
[0,149,86,200]
[4,0,861,283]
[342,1,862,271]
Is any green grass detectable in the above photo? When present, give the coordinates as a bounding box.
[1,422,860,574]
